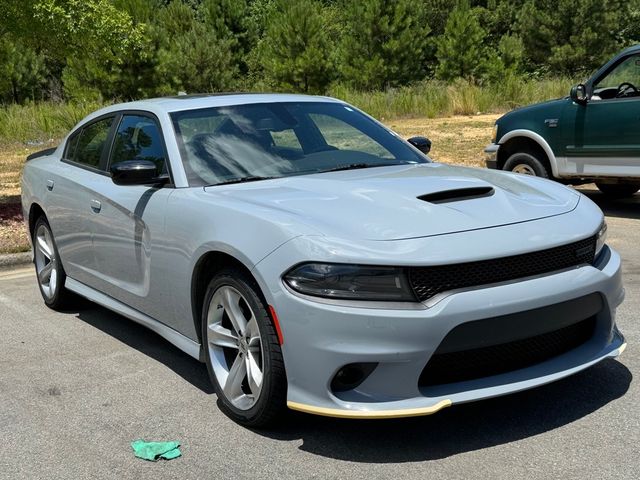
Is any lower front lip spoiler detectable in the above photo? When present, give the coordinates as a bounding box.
[286,399,452,419]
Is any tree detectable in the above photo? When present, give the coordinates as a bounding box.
[0,36,47,103]
[516,0,631,74]
[256,0,334,93]
[435,2,495,82]
[155,1,237,94]
[200,0,256,74]
[32,0,145,63]
[338,0,431,90]
[61,0,165,100]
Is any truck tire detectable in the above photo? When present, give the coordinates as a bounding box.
[503,152,550,178]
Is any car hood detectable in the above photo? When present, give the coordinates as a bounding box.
[498,97,567,124]
[203,163,580,241]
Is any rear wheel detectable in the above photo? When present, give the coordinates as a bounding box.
[503,152,550,178]
[596,183,640,198]
[33,217,76,310]
[202,268,287,427]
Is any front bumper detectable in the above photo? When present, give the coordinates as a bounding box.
[485,143,499,169]
[257,243,625,419]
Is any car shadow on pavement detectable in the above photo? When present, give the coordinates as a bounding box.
[72,303,214,394]
[257,359,631,463]
[576,187,640,220]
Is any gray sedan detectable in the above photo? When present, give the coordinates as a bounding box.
[21,94,625,427]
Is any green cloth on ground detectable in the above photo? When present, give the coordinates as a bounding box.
[131,439,181,461]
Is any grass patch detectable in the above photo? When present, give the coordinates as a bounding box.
[0,101,106,145]
[331,77,575,119]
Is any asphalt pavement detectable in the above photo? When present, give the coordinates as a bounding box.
[1,187,638,479]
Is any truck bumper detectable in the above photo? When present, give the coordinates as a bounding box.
[484,143,499,169]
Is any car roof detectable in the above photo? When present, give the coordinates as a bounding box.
[88,93,343,118]
[618,44,640,56]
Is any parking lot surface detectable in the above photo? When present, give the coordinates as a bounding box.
[1,188,638,479]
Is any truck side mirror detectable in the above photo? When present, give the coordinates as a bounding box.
[570,84,588,105]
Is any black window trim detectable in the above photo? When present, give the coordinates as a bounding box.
[106,110,175,188]
[62,110,175,187]
[61,113,117,176]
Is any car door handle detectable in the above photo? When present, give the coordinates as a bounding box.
[90,199,102,213]
[46,180,54,191]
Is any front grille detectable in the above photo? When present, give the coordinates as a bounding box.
[409,236,596,302]
[419,316,596,386]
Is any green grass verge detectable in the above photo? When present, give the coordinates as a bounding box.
[330,76,576,119]
[0,101,107,145]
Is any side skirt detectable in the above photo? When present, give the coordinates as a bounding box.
[65,277,202,360]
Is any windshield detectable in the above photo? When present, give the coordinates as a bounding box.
[170,101,427,186]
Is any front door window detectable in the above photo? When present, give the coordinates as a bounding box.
[593,55,640,100]
[110,115,168,175]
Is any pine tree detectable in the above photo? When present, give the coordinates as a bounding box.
[155,1,237,94]
[0,37,47,103]
[516,0,631,74]
[339,0,431,90]
[435,2,493,81]
[200,0,256,75]
[256,0,334,94]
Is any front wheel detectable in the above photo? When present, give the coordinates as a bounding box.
[596,183,640,198]
[202,268,287,427]
[503,152,550,178]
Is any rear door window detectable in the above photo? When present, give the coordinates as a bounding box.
[68,117,114,169]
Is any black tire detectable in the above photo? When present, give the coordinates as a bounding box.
[503,152,550,178]
[32,216,76,310]
[201,267,287,427]
[596,183,640,198]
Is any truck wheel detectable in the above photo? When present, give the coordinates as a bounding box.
[596,183,640,198]
[503,152,549,178]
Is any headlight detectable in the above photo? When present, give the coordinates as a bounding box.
[491,124,498,143]
[595,220,607,257]
[283,263,416,301]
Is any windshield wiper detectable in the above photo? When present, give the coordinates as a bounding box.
[319,163,370,173]
[317,162,413,174]
[209,175,274,186]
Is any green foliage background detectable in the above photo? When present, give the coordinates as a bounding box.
[1,0,639,104]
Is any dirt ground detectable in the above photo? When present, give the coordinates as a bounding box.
[389,113,498,166]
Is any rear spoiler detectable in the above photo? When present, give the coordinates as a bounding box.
[26,147,56,161]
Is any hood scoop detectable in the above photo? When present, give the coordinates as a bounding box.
[418,186,495,204]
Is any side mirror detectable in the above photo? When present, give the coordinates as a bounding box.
[111,159,163,186]
[407,136,432,154]
[570,84,588,105]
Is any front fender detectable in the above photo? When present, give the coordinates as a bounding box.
[498,129,560,177]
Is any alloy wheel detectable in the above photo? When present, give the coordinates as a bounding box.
[34,224,58,300]
[206,285,264,410]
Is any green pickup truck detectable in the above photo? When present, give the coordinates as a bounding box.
[485,45,640,197]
